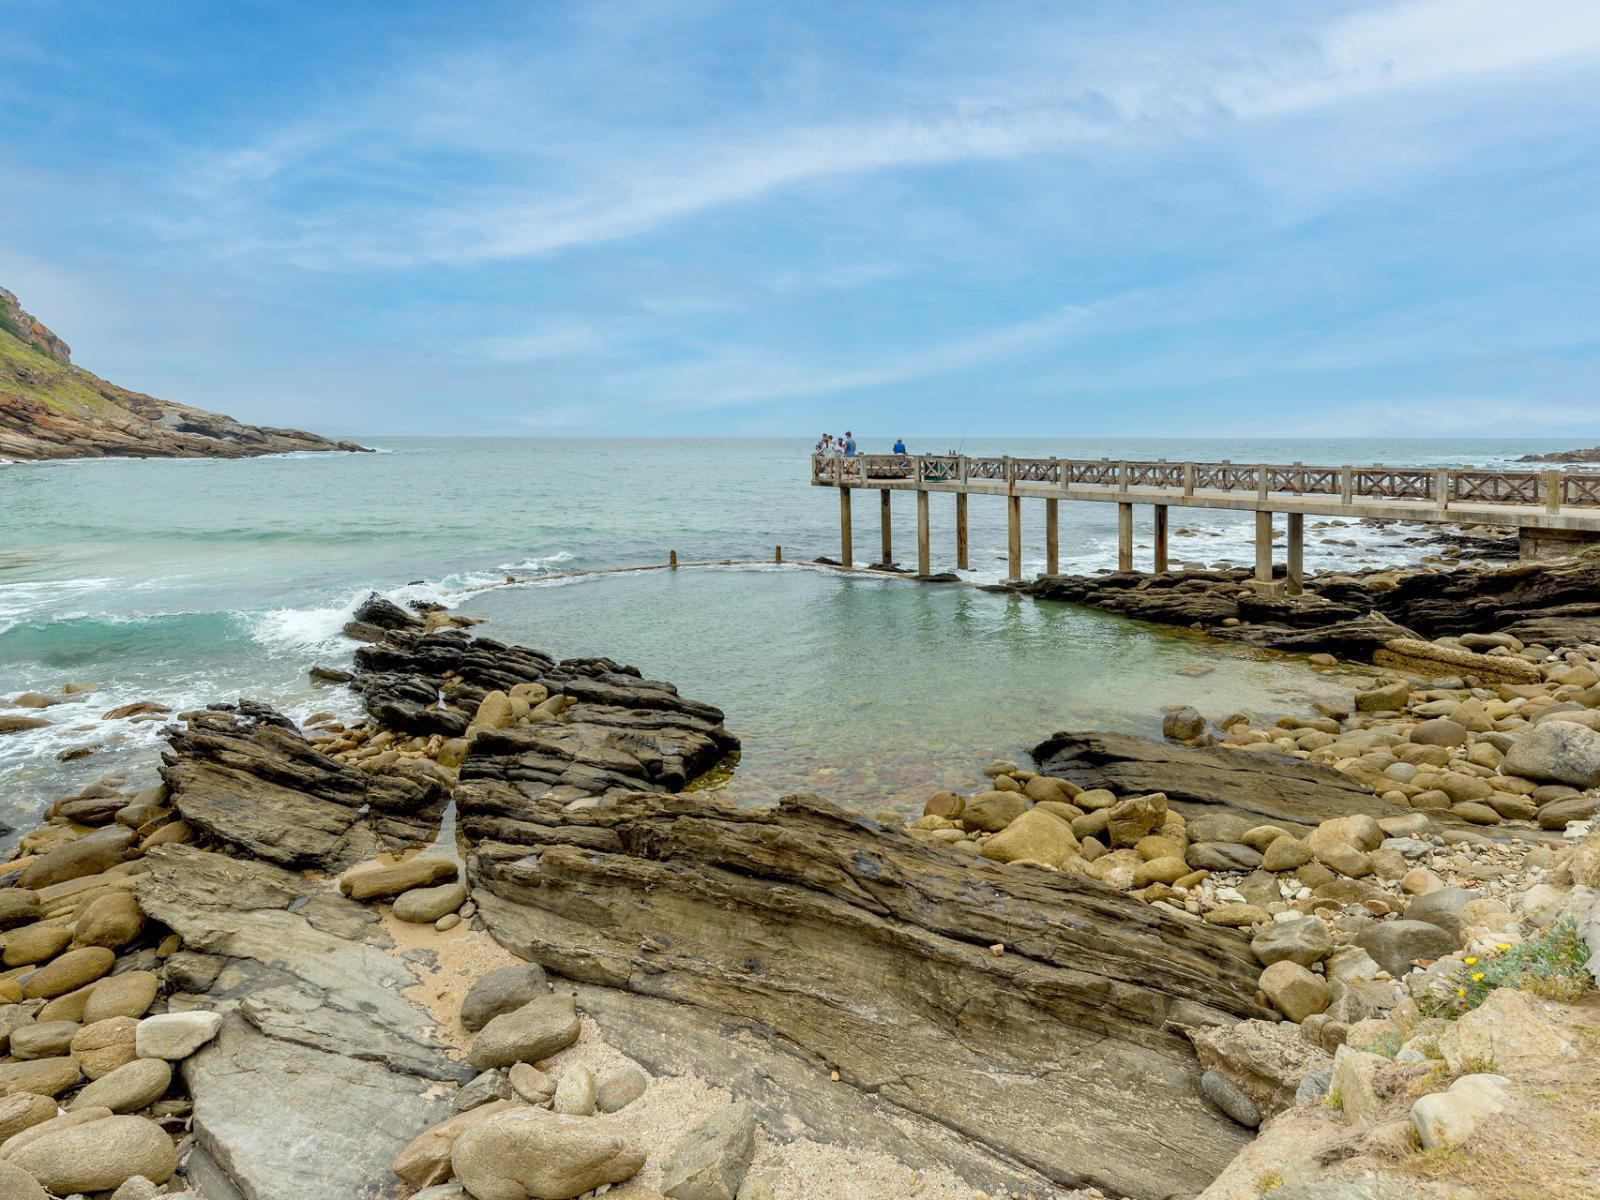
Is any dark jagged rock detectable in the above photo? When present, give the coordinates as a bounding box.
[463,789,1266,1199]
[161,701,448,868]
[1031,730,1403,832]
[1326,558,1600,640]
[1212,614,1420,658]
[352,593,424,632]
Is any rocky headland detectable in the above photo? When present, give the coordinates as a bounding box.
[0,287,369,461]
[0,566,1596,1199]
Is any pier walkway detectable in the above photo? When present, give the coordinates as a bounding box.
[810,454,1600,589]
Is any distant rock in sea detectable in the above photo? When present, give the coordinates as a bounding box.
[0,285,370,461]
[1515,446,1600,464]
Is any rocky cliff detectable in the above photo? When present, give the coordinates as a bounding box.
[0,286,369,460]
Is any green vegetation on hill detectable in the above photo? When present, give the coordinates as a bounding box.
[0,322,124,420]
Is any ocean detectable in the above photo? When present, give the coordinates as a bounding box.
[0,435,1579,833]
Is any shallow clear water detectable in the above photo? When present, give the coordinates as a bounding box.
[466,565,1360,808]
[0,434,1578,828]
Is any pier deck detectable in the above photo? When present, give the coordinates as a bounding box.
[810,454,1600,586]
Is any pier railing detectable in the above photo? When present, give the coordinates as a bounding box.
[810,454,1600,511]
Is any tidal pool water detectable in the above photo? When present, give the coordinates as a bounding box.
[465,565,1356,809]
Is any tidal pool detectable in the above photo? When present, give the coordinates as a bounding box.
[467,565,1357,810]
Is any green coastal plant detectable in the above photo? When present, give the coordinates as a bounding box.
[1424,920,1592,1018]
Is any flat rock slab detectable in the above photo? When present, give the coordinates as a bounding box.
[184,1014,449,1200]
[1032,730,1408,831]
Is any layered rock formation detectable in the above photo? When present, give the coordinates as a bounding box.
[1027,556,1600,660]
[0,285,368,460]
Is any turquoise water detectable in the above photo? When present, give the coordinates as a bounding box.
[0,435,1578,829]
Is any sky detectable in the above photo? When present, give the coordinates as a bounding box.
[2,1,1599,438]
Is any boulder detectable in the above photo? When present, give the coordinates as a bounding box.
[393,882,470,924]
[595,1065,647,1114]
[1162,707,1206,742]
[508,1063,556,1105]
[82,971,159,1023]
[1251,919,1333,968]
[0,1162,46,1200]
[73,891,144,949]
[68,1057,172,1113]
[1411,1074,1509,1151]
[660,1102,757,1200]
[1504,721,1600,788]
[1198,1069,1259,1129]
[1182,1019,1331,1117]
[452,1109,646,1200]
[1408,718,1467,747]
[0,1057,79,1098]
[340,856,458,901]
[1330,1044,1386,1122]
[552,1066,597,1116]
[70,1016,139,1078]
[1438,988,1576,1076]
[1353,920,1459,977]
[1106,793,1168,848]
[20,946,114,999]
[0,1093,57,1142]
[979,808,1078,868]
[1261,837,1313,872]
[462,965,551,1033]
[1186,842,1263,872]
[18,828,133,889]
[5,1114,177,1191]
[0,892,41,930]
[452,1070,516,1113]
[469,995,581,1071]
[394,1100,524,1188]
[8,1020,79,1060]
[960,791,1028,833]
[2,923,71,967]
[134,1011,222,1060]
[1403,888,1475,942]
[1307,815,1383,855]
[1258,962,1330,1023]
[1354,681,1410,712]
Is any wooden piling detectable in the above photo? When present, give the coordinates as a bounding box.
[1117,502,1133,572]
[1254,510,1273,582]
[839,487,853,569]
[955,493,969,571]
[1153,504,1168,573]
[917,490,930,577]
[1007,495,1022,581]
[1286,513,1303,595]
[880,489,893,565]
[1045,497,1059,576]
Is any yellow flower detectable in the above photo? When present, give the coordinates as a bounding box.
[1472,973,1485,982]
[1464,956,1478,965]
[1496,943,1511,951]
[1456,988,1467,997]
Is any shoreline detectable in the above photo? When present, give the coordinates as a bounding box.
[0,554,1594,1197]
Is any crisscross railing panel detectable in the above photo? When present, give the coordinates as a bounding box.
[1192,463,1261,491]
[1354,469,1433,500]
[1452,470,1541,504]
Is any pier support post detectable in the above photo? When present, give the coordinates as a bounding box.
[1045,498,1060,576]
[1007,496,1022,581]
[1286,512,1304,595]
[955,493,969,571]
[879,489,893,565]
[839,488,853,569]
[1153,504,1169,572]
[1117,502,1133,572]
[917,490,930,577]
[1254,510,1274,583]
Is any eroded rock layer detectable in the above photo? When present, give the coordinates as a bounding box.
[460,783,1269,1198]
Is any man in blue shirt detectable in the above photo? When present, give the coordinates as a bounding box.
[892,438,906,455]
[843,431,857,456]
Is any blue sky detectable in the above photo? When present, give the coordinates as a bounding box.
[2,0,1599,437]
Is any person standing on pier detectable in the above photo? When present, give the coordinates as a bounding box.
[843,431,857,456]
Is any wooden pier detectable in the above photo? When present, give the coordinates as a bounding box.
[811,454,1600,588]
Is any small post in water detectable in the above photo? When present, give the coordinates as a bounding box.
[669,550,678,569]
[774,545,783,563]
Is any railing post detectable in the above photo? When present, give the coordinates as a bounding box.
[1004,455,1014,485]
[1257,464,1270,504]
[1118,461,1130,493]
[1183,462,1195,497]
[959,455,969,485]
[1547,469,1562,514]
[1340,465,1354,505]
[1435,468,1450,513]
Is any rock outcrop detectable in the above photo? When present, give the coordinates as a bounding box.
[1032,730,1403,832]
[461,783,1269,1199]
[0,285,368,460]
